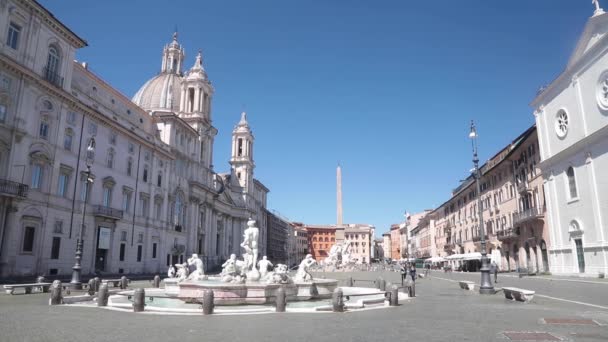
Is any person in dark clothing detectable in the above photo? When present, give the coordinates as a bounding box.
[400,263,408,284]
[410,264,417,282]
[490,261,499,283]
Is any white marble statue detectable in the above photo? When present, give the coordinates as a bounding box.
[167,264,176,278]
[241,218,260,272]
[257,256,273,279]
[295,254,316,282]
[267,264,291,284]
[221,254,238,276]
[186,253,206,281]
[175,263,189,282]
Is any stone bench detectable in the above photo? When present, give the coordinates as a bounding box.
[458,281,476,291]
[502,287,535,303]
[4,283,52,295]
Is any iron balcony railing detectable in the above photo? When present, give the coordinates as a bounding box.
[497,227,518,241]
[43,67,64,88]
[513,206,545,225]
[0,179,28,198]
[93,205,123,220]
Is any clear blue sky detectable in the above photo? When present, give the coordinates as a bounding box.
[42,0,592,236]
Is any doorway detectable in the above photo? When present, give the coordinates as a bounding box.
[95,227,112,272]
[575,239,585,273]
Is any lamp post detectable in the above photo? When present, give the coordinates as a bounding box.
[70,137,95,289]
[469,121,494,294]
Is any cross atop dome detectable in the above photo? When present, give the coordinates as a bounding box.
[593,0,605,16]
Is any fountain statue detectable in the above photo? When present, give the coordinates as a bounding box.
[258,256,273,280]
[295,254,317,282]
[186,254,207,281]
[167,264,176,278]
[267,264,291,284]
[240,218,261,282]
[175,263,189,282]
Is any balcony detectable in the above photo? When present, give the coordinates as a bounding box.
[93,205,123,220]
[472,236,481,242]
[43,67,64,88]
[513,206,545,225]
[516,180,531,194]
[497,228,518,241]
[444,243,455,252]
[0,179,28,198]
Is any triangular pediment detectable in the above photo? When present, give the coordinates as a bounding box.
[567,11,608,68]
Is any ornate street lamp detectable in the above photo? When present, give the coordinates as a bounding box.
[70,137,95,289]
[469,121,494,294]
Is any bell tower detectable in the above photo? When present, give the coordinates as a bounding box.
[161,32,185,74]
[230,112,254,193]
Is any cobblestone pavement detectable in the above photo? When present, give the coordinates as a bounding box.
[0,271,607,342]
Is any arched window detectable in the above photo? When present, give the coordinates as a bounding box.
[566,167,578,199]
[39,115,50,140]
[63,128,73,151]
[173,194,185,226]
[45,46,61,85]
[106,149,114,169]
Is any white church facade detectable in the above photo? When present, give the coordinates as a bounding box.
[532,4,608,276]
[0,0,268,278]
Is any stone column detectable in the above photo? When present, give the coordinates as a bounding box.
[194,87,200,113]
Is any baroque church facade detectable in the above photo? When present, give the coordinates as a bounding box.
[0,0,268,278]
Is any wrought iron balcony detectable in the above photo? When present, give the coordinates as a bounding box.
[0,179,28,198]
[43,67,64,88]
[513,206,545,225]
[93,205,123,220]
[497,228,518,241]
[517,180,531,193]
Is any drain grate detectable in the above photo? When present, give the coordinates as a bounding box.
[542,318,598,325]
[502,331,562,341]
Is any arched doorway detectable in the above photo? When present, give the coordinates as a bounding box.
[524,242,531,271]
[540,240,549,272]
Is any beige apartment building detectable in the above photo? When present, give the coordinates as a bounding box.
[433,126,549,273]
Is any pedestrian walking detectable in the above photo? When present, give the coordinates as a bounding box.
[400,263,407,285]
[490,261,498,283]
[410,264,417,282]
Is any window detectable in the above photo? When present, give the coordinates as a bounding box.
[31,164,43,189]
[238,138,243,156]
[128,142,134,154]
[137,245,143,262]
[67,111,76,125]
[6,22,20,50]
[39,117,49,140]
[555,110,569,138]
[54,220,63,234]
[120,231,127,242]
[127,157,133,176]
[0,103,6,123]
[50,237,61,259]
[155,200,162,220]
[22,226,35,252]
[45,46,60,82]
[88,122,97,135]
[57,172,69,197]
[143,165,148,182]
[64,129,73,151]
[152,243,157,258]
[106,149,114,169]
[102,186,112,207]
[141,197,149,217]
[122,191,132,213]
[119,243,126,261]
[566,166,578,199]
[109,131,117,145]
[157,172,162,187]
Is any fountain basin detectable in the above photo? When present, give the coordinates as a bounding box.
[164,277,338,305]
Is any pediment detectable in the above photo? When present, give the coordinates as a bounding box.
[567,12,608,68]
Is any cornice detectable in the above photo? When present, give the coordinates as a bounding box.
[18,0,88,48]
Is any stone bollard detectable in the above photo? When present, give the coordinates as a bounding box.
[87,278,96,296]
[332,288,344,312]
[94,277,101,292]
[390,285,399,306]
[153,275,161,288]
[50,280,63,305]
[202,289,214,315]
[404,279,413,297]
[275,287,286,312]
[346,276,354,287]
[133,288,145,312]
[120,276,128,290]
[97,283,109,307]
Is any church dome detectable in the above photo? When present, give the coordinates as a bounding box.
[132,73,182,112]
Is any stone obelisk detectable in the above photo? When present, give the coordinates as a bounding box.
[335,165,345,243]
[337,164,343,226]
